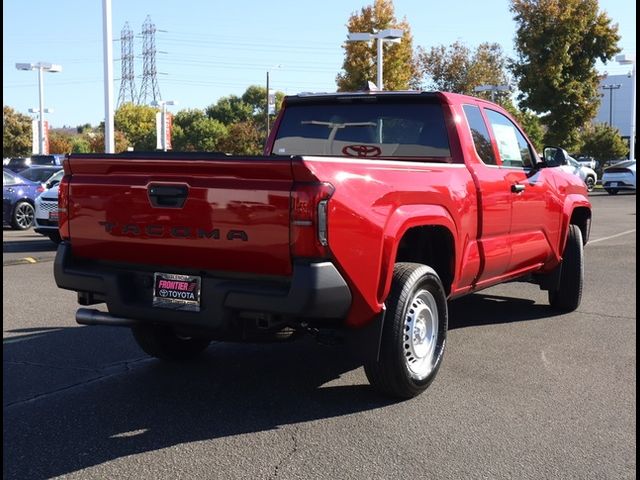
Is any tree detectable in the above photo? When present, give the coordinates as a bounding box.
[71,136,92,153]
[510,0,621,150]
[418,41,511,100]
[172,109,228,151]
[48,131,74,154]
[336,0,420,91]
[3,106,32,158]
[217,121,262,155]
[577,123,628,164]
[241,85,286,131]
[205,95,253,125]
[114,103,157,150]
[86,131,130,153]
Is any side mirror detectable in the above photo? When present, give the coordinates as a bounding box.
[46,180,60,189]
[541,146,569,167]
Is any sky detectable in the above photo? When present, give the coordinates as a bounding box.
[3,0,636,128]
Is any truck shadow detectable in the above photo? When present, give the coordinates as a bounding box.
[4,292,556,479]
[449,293,554,329]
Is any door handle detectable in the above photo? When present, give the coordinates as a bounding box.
[511,184,526,193]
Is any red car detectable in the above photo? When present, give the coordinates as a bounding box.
[54,91,590,398]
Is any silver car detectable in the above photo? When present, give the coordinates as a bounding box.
[34,170,63,243]
[602,160,636,195]
[559,156,598,192]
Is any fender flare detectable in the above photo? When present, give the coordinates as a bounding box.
[560,195,592,253]
[377,204,457,304]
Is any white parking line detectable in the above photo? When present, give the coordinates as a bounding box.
[588,229,636,245]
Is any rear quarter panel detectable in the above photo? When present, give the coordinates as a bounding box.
[301,156,477,327]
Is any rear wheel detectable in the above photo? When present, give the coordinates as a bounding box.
[132,325,211,361]
[11,201,35,230]
[365,263,448,399]
[549,225,584,312]
[605,188,619,195]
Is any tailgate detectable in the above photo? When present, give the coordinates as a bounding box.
[66,155,294,276]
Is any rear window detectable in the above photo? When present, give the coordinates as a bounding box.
[30,155,58,166]
[273,101,451,159]
[19,167,62,183]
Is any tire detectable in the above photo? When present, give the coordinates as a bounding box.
[11,201,35,230]
[549,225,584,312]
[605,188,619,195]
[364,263,448,399]
[132,325,211,361]
[585,176,595,192]
[47,231,62,244]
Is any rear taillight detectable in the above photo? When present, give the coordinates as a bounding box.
[290,182,334,258]
[58,173,71,240]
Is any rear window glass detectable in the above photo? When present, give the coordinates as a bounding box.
[273,101,451,159]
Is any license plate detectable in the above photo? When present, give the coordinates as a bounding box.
[49,210,59,220]
[153,273,201,311]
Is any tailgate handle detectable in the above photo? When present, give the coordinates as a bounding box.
[148,185,188,208]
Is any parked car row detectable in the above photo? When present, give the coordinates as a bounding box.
[3,166,62,237]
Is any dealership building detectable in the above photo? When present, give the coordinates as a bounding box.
[594,73,634,141]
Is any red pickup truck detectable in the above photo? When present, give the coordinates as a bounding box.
[54,91,591,398]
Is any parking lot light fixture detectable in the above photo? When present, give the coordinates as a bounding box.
[15,62,62,155]
[474,84,512,102]
[346,28,404,91]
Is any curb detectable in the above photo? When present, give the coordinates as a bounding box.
[3,256,55,267]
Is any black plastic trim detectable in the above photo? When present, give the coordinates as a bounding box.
[54,243,352,332]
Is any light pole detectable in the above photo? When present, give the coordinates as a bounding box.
[346,28,404,91]
[616,54,636,161]
[601,84,621,127]
[151,100,177,151]
[15,62,62,155]
[474,84,511,102]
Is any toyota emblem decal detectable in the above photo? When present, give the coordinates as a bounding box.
[342,144,382,157]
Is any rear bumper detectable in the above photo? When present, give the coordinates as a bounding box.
[54,242,352,332]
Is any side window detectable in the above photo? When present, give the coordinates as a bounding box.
[484,109,534,168]
[3,172,16,186]
[462,105,497,165]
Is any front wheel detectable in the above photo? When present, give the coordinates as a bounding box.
[549,225,584,312]
[364,263,448,399]
[132,325,211,361]
[585,176,595,192]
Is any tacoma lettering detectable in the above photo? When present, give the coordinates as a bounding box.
[99,222,244,241]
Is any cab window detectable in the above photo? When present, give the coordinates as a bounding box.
[463,105,497,165]
[484,109,534,168]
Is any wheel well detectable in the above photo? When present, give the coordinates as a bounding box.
[395,226,455,295]
[570,207,591,244]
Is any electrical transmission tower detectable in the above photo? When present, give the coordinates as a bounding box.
[117,22,137,107]
[138,15,162,105]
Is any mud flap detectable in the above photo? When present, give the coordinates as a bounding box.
[344,305,386,364]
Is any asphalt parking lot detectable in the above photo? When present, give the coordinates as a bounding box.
[3,191,636,480]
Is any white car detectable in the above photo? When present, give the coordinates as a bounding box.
[34,170,63,243]
[602,160,636,195]
[559,156,598,192]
